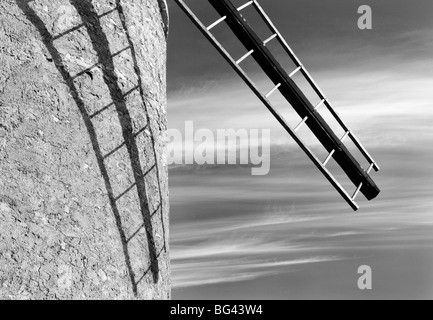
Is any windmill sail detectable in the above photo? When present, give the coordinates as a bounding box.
[175,0,381,211]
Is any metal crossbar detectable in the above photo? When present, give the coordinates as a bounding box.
[174,0,381,211]
[250,0,380,173]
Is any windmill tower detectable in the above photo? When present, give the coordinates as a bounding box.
[175,0,380,210]
[0,0,170,299]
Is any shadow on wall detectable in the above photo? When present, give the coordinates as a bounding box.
[16,0,167,296]
[157,0,169,38]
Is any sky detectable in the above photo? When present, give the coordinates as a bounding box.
[166,0,433,299]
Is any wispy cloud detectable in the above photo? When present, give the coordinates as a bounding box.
[173,255,342,288]
[167,0,433,298]
[171,205,345,288]
[170,141,433,290]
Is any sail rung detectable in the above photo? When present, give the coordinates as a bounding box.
[236,50,254,64]
[294,116,308,132]
[207,16,227,30]
[237,1,254,11]
[352,183,363,201]
[263,33,278,45]
[323,150,336,167]
[289,65,302,78]
[314,99,326,111]
[265,83,281,98]
[340,131,351,142]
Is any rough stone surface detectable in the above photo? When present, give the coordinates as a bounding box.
[0,0,170,299]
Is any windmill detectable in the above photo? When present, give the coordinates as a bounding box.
[174,0,380,211]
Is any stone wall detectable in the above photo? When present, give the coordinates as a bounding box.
[0,0,170,299]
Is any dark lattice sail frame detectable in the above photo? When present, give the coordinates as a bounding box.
[175,0,381,211]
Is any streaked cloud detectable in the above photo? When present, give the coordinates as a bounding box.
[173,256,342,288]
[167,0,433,298]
